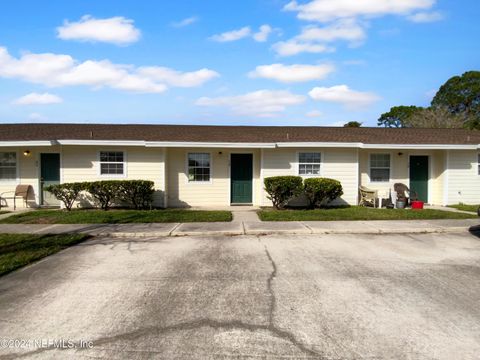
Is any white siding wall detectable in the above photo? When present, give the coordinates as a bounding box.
[6,145,477,209]
[167,148,261,207]
[431,150,445,205]
[62,146,166,207]
[447,150,480,205]
[0,146,61,209]
[261,148,358,206]
[359,149,446,205]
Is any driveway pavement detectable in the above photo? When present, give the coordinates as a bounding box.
[1,232,480,359]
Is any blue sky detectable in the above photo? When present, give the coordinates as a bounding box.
[0,0,478,127]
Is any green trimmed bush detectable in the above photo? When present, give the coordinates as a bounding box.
[44,182,86,211]
[118,180,155,209]
[264,176,303,209]
[46,180,157,211]
[304,177,343,209]
[84,181,121,211]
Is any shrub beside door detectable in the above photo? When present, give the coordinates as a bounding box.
[264,176,343,209]
[264,176,304,209]
[46,180,155,211]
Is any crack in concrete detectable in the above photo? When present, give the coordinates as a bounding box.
[258,235,324,359]
[2,235,325,359]
[2,318,322,359]
[264,245,278,325]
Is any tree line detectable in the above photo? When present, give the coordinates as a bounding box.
[342,71,480,129]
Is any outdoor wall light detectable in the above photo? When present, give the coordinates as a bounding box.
[23,150,31,156]
[398,152,403,156]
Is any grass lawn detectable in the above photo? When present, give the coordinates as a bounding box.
[0,209,232,224]
[0,233,89,276]
[0,211,9,215]
[447,204,479,213]
[258,206,478,221]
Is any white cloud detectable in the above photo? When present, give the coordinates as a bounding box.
[309,85,380,109]
[284,0,436,22]
[280,1,439,56]
[306,110,323,117]
[13,92,63,105]
[137,67,219,87]
[407,11,444,23]
[248,63,334,83]
[211,25,276,43]
[0,47,218,93]
[272,40,334,56]
[196,90,306,117]
[272,19,364,56]
[296,19,367,46]
[171,16,198,28]
[210,27,252,42]
[253,25,273,42]
[57,15,141,45]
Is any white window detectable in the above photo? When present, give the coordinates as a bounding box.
[0,152,17,181]
[298,152,321,175]
[99,151,124,175]
[370,153,390,182]
[188,153,210,182]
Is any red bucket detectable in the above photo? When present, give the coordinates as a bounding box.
[411,200,424,210]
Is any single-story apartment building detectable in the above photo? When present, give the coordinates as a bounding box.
[0,123,479,209]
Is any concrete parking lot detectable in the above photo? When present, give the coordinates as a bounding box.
[1,232,480,359]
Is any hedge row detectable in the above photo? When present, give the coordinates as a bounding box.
[44,180,155,211]
[264,176,343,209]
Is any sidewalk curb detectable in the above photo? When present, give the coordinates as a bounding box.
[0,219,476,238]
[84,226,472,238]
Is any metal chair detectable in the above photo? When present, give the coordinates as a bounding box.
[0,184,33,210]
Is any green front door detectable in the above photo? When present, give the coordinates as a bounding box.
[40,153,61,206]
[409,156,429,202]
[231,154,253,204]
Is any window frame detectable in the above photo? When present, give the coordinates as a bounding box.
[97,150,127,178]
[0,151,18,183]
[369,153,391,183]
[297,151,322,177]
[478,153,480,176]
[186,152,212,184]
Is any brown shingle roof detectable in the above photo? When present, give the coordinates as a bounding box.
[0,123,479,145]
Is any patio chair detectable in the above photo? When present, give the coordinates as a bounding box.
[0,184,33,210]
[359,185,378,207]
[393,183,417,205]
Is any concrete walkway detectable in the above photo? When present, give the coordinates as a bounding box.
[425,204,477,215]
[0,208,478,237]
[0,218,478,237]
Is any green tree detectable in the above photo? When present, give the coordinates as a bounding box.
[377,105,423,128]
[406,106,464,128]
[431,71,480,129]
[343,121,362,127]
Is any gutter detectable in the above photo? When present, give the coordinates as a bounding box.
[0,140,478,150]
